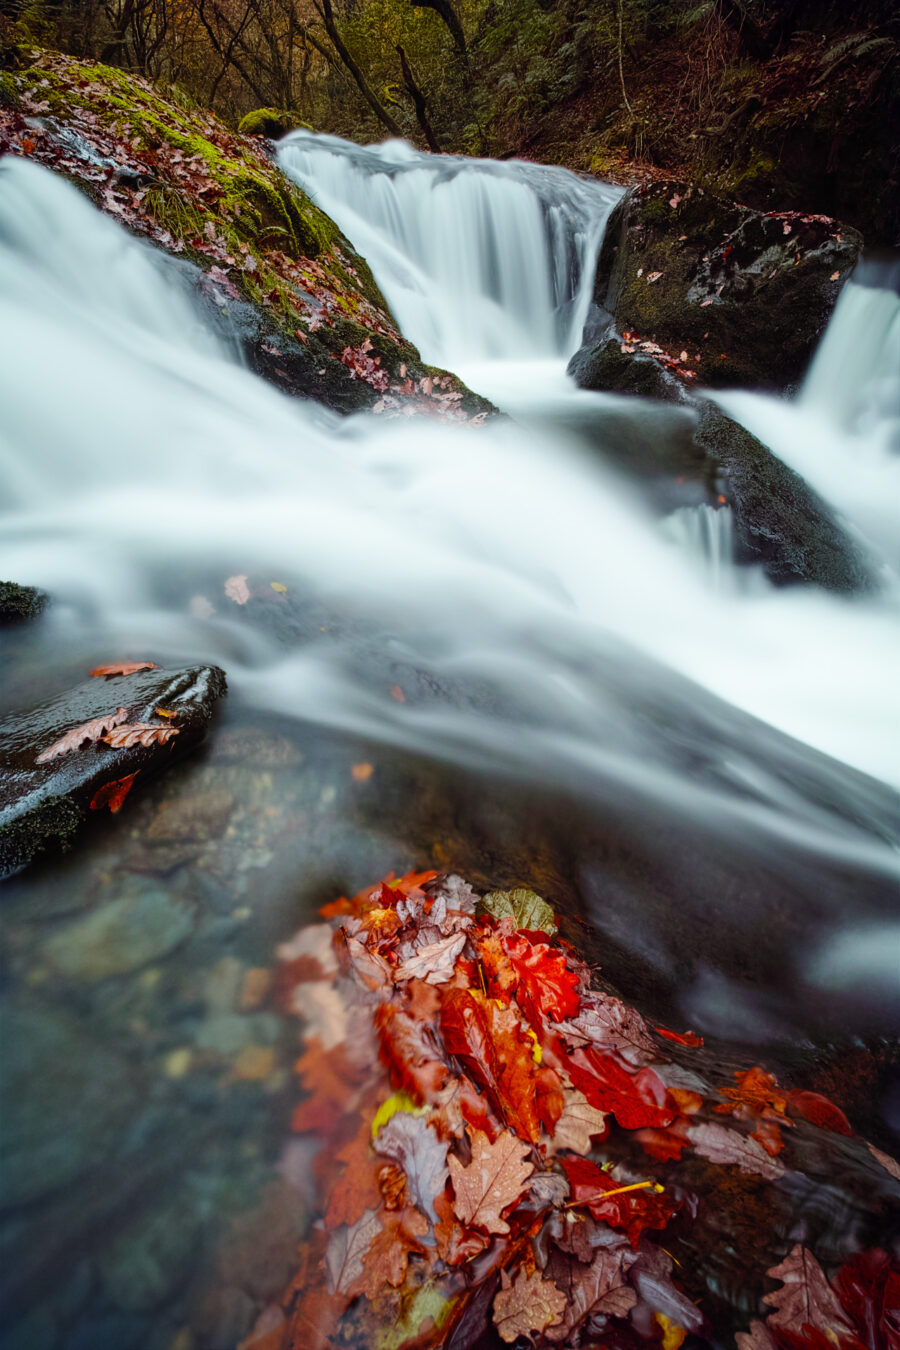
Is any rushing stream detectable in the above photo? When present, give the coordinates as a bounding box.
[0,138,898,1347]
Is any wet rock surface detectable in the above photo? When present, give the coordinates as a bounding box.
[575,180,862,394]
[0,664,226,877]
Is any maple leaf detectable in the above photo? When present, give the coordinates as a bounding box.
[441,987,564,1144]
[559,1158,677,1247]
[394,931,467,985]
[688,1122,785,1181]
[544,1244,638,1342]
[448,1128,533,1234]
[425,873,479,919]
[479,887,557,935]
[716,1067,789,1121]
[763,1245,862,1349]
[102,723,180,749]
[324,1208,381,1295]
[556,1044,675,1130]
[545,1088,609,1156]
[36,707,129,763]
[89,771,138,813]
[357,1205,429,1301]
[480,930,580,1024]
[339,933,393,996]
[492,1266,567,1343]
[90,661,157,677]
[374,1109,450,1224]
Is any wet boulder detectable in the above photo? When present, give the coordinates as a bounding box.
[0,664,226,877]
[577,180,862,394]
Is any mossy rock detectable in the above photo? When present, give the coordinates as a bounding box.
[0,580,48,624]
[238,108,297,140]
[591,181,862,392]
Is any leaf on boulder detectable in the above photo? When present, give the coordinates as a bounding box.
[492,1267,567,1343]
[478,887,557,935]
[102,722,180,749]
[484,930,581,1023]
[763,1244,861,1347]
[544,1244,638,1342]
[90,771,138,813]
[357,1205,429,1301]
[688,1122,785,1181]
[545,1088,608,1156]
[324,1208,382,1295]
[394,931,467,985]
[90,661,156,677]
[866,1141,900,1182]
[559,1157,677,1247]
[448,1128,533,1234]
[36,707,129,763]
[557,990,657,1063]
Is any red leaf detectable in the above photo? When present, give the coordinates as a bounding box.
[654,1024,704,1047]
[90,661,157,677]
[559,1156,677,1247]
[557,1044,676,1130]
[832,1249,900,1350]
[786,1090,852,1137]
[486,930,581,1024]
[90,771,138,813]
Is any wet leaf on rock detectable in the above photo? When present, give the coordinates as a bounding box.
[448,1128,533,1234]
[102,722,180,749]
[478,887,557,935]
[492,1267,567,1343]
[36,707,129,762]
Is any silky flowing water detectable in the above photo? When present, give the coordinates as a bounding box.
[0,140,898,1348]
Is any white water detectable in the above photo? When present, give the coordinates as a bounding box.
[1,147,898,871]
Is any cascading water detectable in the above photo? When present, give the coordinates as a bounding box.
[277,132,620,369]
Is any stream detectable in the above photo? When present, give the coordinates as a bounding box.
[0,137,898,1349]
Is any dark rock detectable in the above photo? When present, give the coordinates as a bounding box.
[61,1311,148,1350]
[0,1002,140,1209]
[0,664,226,877]
[584,180,862,393]
[99,1195,203,1312]
[568,335,684,402]
[0,580,48,625]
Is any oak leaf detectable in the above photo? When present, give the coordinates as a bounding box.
[433,1187,491,1266]
[89,771,138,813]
[688,1122,785,1181]
[324,1121,383,1230]
[102,722,180,749]
[492,1267,566,1343]
[36,707,129,763]
[357,1205,429,1301]
[557,990,657,1063]
[545,1088,609,1156]
[448,1128,533,1234]
[324,1208,381,1295]
[394,931,467,985]
[376,1000,448,1104]
[544,1244,638,1341]
[763,1244,861,1348]
[90,661,157,677]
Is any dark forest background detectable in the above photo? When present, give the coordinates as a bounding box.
[2,0,898,239]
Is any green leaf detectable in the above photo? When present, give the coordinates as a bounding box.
[375,1281,455,1350]
[478,887,557,936]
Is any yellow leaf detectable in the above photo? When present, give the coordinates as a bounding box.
[371,1090,428,1140]
[656,1313,687,1350]
[270,581,287,593]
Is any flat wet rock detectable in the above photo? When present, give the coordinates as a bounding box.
[0,664,226,877]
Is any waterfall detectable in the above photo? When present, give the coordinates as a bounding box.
[662,504,736,591]
[278,132,620,368]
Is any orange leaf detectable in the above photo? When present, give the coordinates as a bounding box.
[36,707,129,763]
[351,762,374,782]
[102,723,180,749]
[90,661,157,678]
[90,771,139,814]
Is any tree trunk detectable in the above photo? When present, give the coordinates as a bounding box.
[313,0,404,137]
[396,44,440,152]
[406,0,466,55]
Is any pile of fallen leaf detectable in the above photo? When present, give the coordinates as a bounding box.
[237,871,900,1350]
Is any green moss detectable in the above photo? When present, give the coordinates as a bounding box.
[641,196,674,228]
[0,795,84,877]
[238,107,293,139]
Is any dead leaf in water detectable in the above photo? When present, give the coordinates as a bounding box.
[90,771,139,813]
[36,707,129,763]
[90,661,157,677]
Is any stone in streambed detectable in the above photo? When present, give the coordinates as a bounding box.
[42,875,196,981]
[0,1002,139,1208]
[99,1196,203,1312]
[0,663,226,878]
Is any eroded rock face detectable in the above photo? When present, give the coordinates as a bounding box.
[577,180,862,393]
[0,664,226,877]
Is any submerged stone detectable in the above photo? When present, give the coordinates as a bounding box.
[42,875,196,981]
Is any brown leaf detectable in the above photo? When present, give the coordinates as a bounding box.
[688,1122,785,1181]
[492,1267,566,1343]
[545,1088,608,1156]
[357,1205,429,1300]
[324,1208,381,1295]
[433,1187,491,1266]
[736,1320,778,1350]
[374,1109,450,1224]
[225,573,251,604]
[394,931,467,985]
[544,1244,638,1342]
[90,661,157,677]
[324,1121,383,1230]
[36,707,129,763]
[867,1140,900,1182]
[763,1244,860,1345]
[89,771,139,813]
[101,723,180,749]
[448,1128,533,1235]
